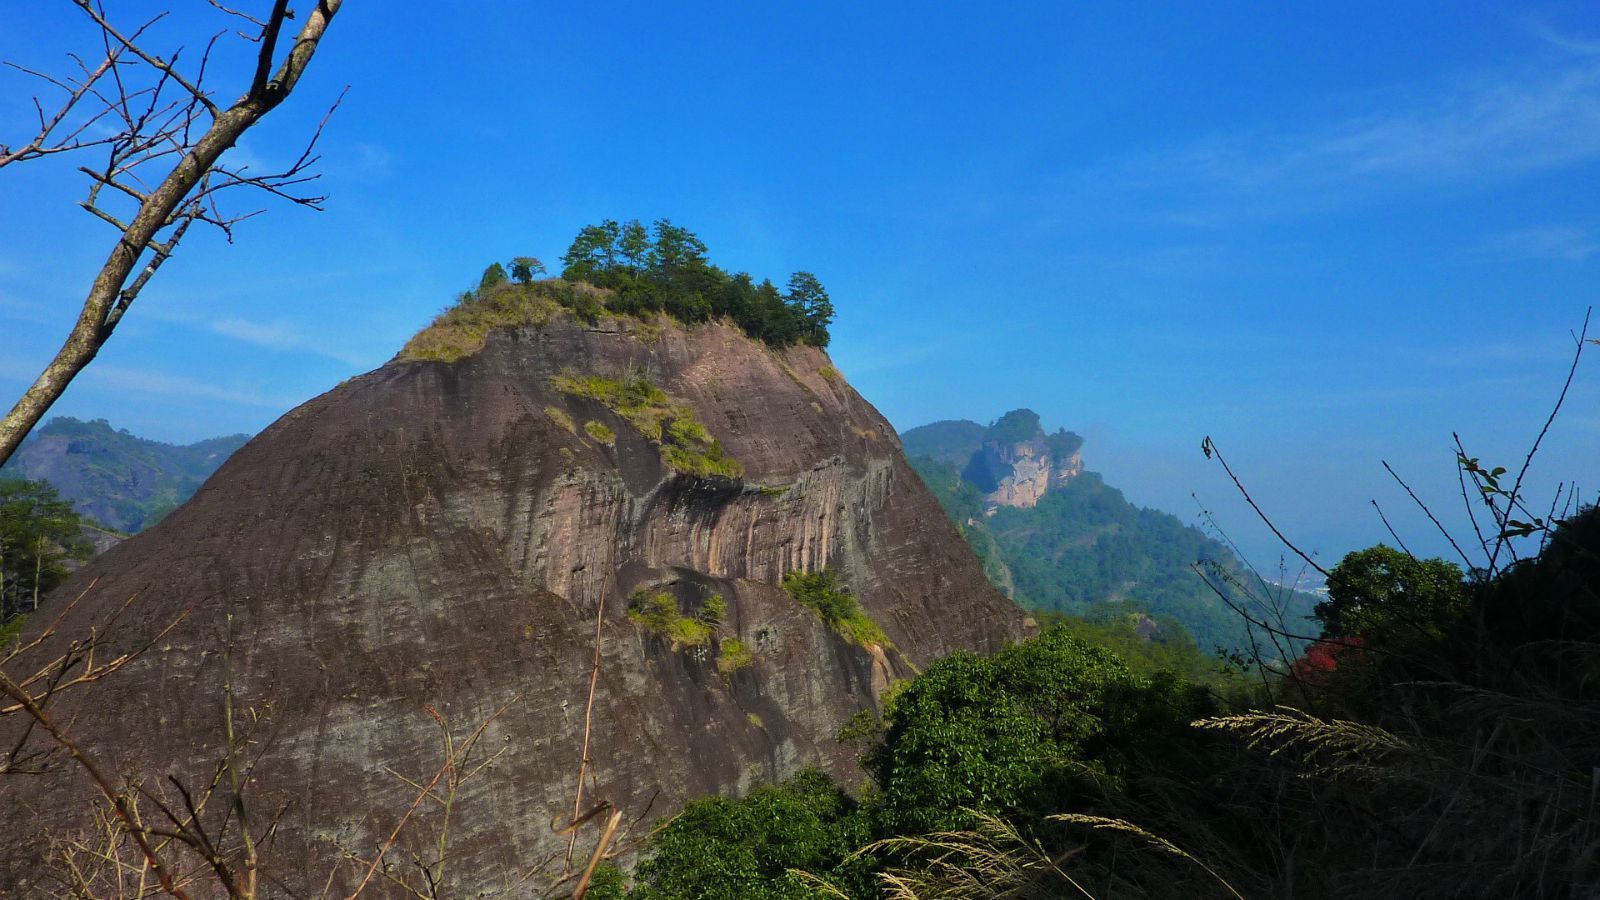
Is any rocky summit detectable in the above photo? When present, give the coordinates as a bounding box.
[904,409,1084,513]
[1,308,1022,893]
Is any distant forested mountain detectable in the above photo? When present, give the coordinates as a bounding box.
[903,411,1318,654]
[1,417,248,532]
[900,419,986,465]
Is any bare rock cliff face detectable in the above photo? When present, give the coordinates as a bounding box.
[0,314,1022,894]
[972,440,1083,512]
[979,441,1051,509]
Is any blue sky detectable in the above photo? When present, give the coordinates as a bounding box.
[2,1,1598,570]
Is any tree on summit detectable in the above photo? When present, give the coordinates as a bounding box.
[509,256,547,283]
[479,262,510,291]
[561,220,624,281]
[555,219,836,347]
[786,271,834,347]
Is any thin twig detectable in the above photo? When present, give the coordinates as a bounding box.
[1202,436,1329,577]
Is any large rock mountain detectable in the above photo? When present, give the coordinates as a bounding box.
[1,416,249,532]
[2,311,1022,894]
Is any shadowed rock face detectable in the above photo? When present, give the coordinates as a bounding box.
[1,313,1022,894]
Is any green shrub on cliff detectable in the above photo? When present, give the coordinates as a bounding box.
[626,590,714,649]
[781,569,889,648]
[716,637,753,675]
[553,372,743,478]
[622,622,1213,898]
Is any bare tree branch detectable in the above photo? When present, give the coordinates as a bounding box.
[0,0,347,468]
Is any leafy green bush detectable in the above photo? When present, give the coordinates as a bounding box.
[630,770,872,899]
[1317,544,1466,642]
[584,420,616,445]
[868,626,1213,834]
[781,570,889,648]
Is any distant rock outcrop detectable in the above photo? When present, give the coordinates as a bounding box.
[903,411,1319,654]
[1,307,1023,893]
[906,409,1083,512]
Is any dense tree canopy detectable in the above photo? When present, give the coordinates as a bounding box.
[0,476,89,619]
[1317,544,1466,642]
[557,218,834,347]
[627,770,872,899]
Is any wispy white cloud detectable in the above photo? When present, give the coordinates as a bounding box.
[1477,225,1599,262]
[1413,332,1586,371]
[348,141,394,180]
[1523,21,1600,57]
[209,316,374,365]
[0,354,296,409]
[80,364,297,409]
[1084,56,1600,219]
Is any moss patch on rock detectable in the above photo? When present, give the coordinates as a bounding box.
[553,373,743,478]
[717,638,754,675]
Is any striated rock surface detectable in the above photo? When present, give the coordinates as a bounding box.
[0,312,1022,894]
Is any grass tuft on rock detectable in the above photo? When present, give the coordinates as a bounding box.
[782,569,891,649]
[717,638,754,675]
[400,280,610,363]
[627,589,714,649]
[553,372,743,478]
[545,406,575,433]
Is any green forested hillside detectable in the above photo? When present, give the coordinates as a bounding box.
[905,426,1317,654]
[899,419,986,464]
[1,417,248,532]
